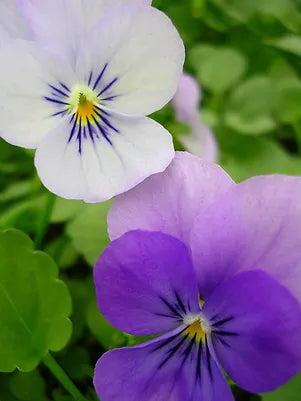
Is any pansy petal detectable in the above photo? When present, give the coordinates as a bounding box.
[76,4,184,116]
[108,152,234,246]
[0,0,31,39]
[0,40,77,149]
[191,175,301,301]
[94,328,234,401]
[172,73,201,123]
[35,114,174,202]
[202,270,301,393]
[94,230,200,335]
[180,118,218,162]
[19,0,152,64]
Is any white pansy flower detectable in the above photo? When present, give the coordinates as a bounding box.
[0,0,184,202]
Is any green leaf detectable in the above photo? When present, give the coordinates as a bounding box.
[189,45,247,93]
[45,236,78,271]
[0,229,72,372]
[51,198,85,224]
[225,76,276,135]
[220,134,301,182]
[66,201,111,266]
[0,181,33,203]
[272,77,301,124]
[267,35,301,56]
[262,374,301,401]
[9,370,48,401]
[68,279,92,343]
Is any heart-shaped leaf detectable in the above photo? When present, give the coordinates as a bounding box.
[0,229,72,372]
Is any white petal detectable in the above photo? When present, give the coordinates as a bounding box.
[18,0,152,64]
[35,114,174,202]
[76,5,184,116]
[0,0,31,40]
[0,40,77,148]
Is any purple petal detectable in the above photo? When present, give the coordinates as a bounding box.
[191,175,301,302]
[202,270,301,393]
[94,230,200,336]
[108,152,234,247]
[172,73,201,123]
[94,327,234,401]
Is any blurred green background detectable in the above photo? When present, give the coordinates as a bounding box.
[0,0,301,400]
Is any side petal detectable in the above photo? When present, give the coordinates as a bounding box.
[35,115,174,202]
[94,230,200,336]
[202,270,301,393]
[76,4,184,116]
[94,328,234,401]
[108,152,234,246]
[0,40,77,149]
[191,175,301,301]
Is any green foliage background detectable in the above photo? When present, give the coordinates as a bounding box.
[0,0,300,400]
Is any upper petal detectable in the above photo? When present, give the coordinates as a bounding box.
[94,230,200,336]
[18,0,152,64]
[191,175,301,301]
[108,152,234,246]
[0,0,31,40]
[35,114,174,202]
[202,270,301,393]
[76,4,184,116]
[94,328,234,401]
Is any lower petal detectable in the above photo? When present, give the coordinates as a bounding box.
[202,270,301,393]
[35,115,174,202]
[94,328,234,401]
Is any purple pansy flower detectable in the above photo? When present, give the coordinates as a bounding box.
[172,74,218,162]
[108,152,301,304]
[93,152,301,400]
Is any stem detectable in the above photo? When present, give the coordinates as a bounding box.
[43,353,89,401]
[35,192,56,249]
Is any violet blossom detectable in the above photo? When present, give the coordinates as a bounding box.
[92,151,301,400]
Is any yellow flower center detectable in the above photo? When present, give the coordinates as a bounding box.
[184,320,206,343]
[183,313,211,343]
[68,84,99,126]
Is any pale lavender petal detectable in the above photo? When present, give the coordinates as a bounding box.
[94,327,234,401]
[172,73,201,123]
[202,270,301,393]
[18,0,153,64]
[0,0,31,40]
[94,230,200,336]
[191,175,301,302]
[180,118,218,163]
[108,152,234,247]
